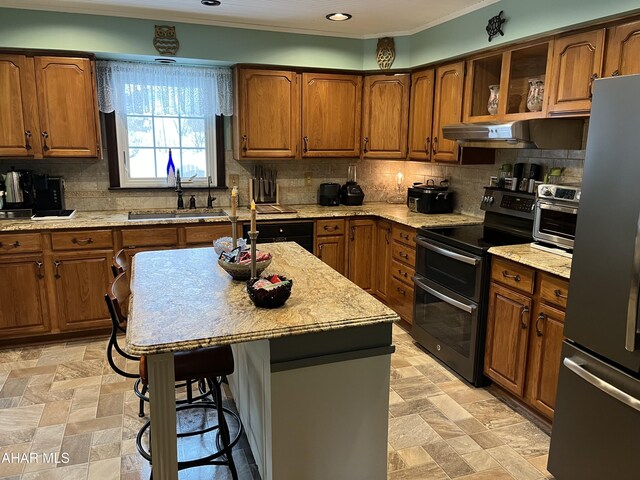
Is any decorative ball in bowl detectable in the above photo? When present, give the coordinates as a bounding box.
[217,251,272,281]
[247,275,293,309]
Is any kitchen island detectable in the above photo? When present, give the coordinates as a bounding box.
[126,242,399,480]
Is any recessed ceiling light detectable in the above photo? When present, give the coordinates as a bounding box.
[326,13,352,21]
[201,0,221,6]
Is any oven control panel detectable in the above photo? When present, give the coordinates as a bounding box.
[481,188,536,220]
[537,184,581,203]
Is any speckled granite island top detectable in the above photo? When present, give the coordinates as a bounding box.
[125,242,399,356]
[0,203,482,232]
[489,244,572,279]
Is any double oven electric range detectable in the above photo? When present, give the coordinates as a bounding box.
[412,187,535,386]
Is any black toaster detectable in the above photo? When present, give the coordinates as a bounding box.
[318,183,341,206]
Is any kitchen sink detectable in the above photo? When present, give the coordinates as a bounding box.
[128,210,227,220]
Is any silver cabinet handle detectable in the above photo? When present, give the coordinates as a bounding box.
[36,260,44,279]
[303,136,309,153]
[520,306,529,329]
[535,312,545,337]
[53,260,61,278]
[502,270,521,282]
[25,130,32,150]
[363,137,369,154]
[241,135,248,153]
[564,357,640,413]
[432,136,438,155]
[413,276,476,314]
[424,137,431,154]
[554,289,568,299]
[627,211,640,352]
[42,131,49,151]
[415,237,480,266]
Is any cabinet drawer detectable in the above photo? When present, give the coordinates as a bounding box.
[0,233,41,254]
[539,273,570,310]
[389,276,414,323]
[184,224,233,245]
[51,230,113,251]
[121,228,178,248]
[391,224,416,248]
[316,219,345,236]
[392,241,416,267]
[491,257,535,294]
[391,258,414,286]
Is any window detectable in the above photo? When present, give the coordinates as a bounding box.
[96,61,232,188]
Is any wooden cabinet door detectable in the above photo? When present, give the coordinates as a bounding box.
[604,19,640,78]
[234,68,300,159]
[485,282,532,397]
[315,235,345,275]
[34,57,100,157]
[361,74,410,159]
[52,250,113,331]
[0,255,49,337]
[408,69,435,161]
[526,302,565,419]
[301,73,362,157]
[432,62,464,163]
[374,220,392,300]
[547,29,605,116]
[0,55,41,157]
[346,219,376,292]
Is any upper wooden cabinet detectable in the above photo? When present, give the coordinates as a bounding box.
[0,54,100,158]
[233,68,300,159]
[361,74,410,159]
[301,73,362,157]
[604,18,640,77]
[546,29,606,116]
[432,62,464,163]
[463,42,552,122]
[408,69,435,161]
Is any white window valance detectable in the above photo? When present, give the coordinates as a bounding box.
[96,60,233,116]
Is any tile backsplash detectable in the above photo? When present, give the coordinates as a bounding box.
[0,147,585,218]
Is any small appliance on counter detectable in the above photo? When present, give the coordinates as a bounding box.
[407,179,454,214]
[340,165,364,206]
[318,183,341,206]
[531,183,580,256]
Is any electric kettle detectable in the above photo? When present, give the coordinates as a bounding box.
[4,169,23,205]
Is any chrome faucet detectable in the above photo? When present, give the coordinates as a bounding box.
[176,169,184,209]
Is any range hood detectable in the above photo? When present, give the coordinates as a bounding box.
[442,119,585,149]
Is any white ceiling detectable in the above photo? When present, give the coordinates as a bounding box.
[0,0,501,39]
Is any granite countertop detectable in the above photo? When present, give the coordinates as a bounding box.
[489,244,572,279]
[125,242,399,355]
[0,203,483,232]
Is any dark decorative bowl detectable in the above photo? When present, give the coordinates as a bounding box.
[246,275,293,309]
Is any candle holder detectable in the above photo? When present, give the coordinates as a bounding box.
[249,230,259,279]
[228,215,238,249]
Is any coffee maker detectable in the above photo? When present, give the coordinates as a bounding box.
[340,165,365,206]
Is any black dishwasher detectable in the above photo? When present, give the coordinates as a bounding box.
[242,221,314,253]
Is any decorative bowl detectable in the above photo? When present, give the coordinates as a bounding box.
[217,256,272,280]
[213,237,247,256]
[246,275,293,308]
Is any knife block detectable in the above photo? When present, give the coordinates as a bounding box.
[249,181,280,206]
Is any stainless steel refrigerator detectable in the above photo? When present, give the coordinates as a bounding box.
[548,75,640,479]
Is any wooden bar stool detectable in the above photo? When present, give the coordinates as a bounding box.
[111,248,130,277]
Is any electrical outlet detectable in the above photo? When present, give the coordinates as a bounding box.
[229,174,239,187]
[304,172,312,186]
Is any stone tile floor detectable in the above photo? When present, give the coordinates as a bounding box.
[0,325,554,480]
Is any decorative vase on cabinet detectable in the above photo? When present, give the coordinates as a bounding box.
[527,79,544,112]
[487,84,500,115]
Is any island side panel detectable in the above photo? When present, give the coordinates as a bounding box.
[270,353,391,480]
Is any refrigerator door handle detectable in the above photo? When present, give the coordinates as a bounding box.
[625,212,640,352]
[564,357,640,413]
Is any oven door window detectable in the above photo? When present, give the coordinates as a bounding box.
[413,276,479,359]
[537,205,577,240]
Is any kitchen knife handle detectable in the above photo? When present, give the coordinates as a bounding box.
[36,260,44,279]
[520,306,529,329]
[432,137,438,155]
[363,137,369,154]
[535,312,545,337]
[303,136,309,153]
[241,135,248,153]
[25,130,32,150]
[502,270,521,282]
[41,131,49,151]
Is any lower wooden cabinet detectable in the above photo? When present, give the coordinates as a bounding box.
[346,219,376,292]
[51,250,113,331]
[485,257,568,420]
[374,220,392,301]
[315,235,345,275]
[0,254,49,336]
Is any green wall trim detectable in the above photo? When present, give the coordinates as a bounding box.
[2,1,640,70]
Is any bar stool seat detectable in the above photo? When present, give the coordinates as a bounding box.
[139,345,234,383]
